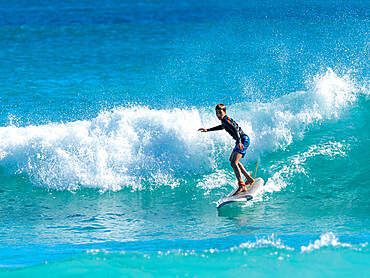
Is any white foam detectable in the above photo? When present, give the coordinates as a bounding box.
[264,140,349,193]
[301,232,352,252]
[196,169,233,192]
[231,233,359,253]
[0,107,213,190]
[231,234,294,251]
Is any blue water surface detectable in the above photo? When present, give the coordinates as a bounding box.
[0,0,369,276]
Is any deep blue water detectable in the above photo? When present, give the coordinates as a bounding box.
[0,0,369,276]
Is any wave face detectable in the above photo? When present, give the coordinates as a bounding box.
[0,69,361,192]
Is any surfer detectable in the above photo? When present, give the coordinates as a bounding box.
[198,103,254,195]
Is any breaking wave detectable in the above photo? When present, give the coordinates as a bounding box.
[0,69,361,190]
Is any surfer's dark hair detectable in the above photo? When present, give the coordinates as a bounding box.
[215,103,226,112]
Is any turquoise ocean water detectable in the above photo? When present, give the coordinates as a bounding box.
[0,0,369,277]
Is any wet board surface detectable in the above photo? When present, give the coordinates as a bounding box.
[216,178,264,209]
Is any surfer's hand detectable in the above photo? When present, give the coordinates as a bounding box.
[237,142,244,150]
[198,128,207,132]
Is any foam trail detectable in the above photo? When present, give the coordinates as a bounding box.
[0,69,359,191]
[263,140,349,193]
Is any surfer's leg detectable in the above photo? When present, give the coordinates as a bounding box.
[237,162,254,185]
[230,152,247,195]
[229,152,254,185]
[230,152,243,181]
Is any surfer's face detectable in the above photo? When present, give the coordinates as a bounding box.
[216,109,226,120]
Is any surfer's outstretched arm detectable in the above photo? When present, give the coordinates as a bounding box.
[198,125,223,133]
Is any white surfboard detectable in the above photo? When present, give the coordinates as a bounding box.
[216,178,264,209]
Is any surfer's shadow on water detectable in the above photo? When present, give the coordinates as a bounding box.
[217,200,265,220]
[217,205,266,235]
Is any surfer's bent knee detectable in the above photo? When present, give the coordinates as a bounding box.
[230,159,238,168]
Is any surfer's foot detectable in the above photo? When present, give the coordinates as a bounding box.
[245,179,255,186]
[233,181,247,196]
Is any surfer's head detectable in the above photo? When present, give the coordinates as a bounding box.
[215,103,226,120]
